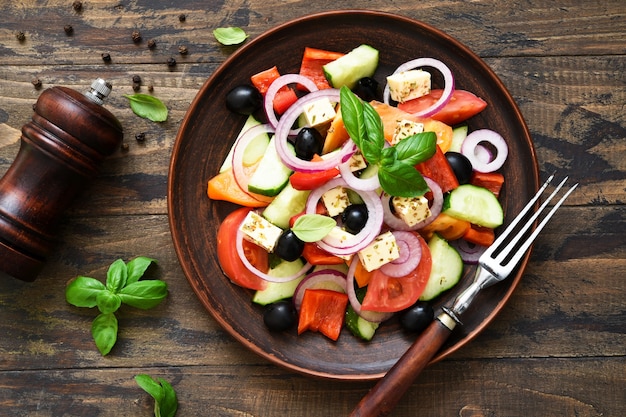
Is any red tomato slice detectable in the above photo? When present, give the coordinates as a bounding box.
[360,233,432,312]
[398,89,487,126]
[216,207,268,291]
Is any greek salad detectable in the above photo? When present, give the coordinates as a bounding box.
[207,44,508,342]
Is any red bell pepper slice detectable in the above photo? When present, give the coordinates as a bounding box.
[416,145,459,193]
[462,225,495,247]
[289,167,340,190]
[302,242,345,265]
[251,66,298,115]
[298,47,345,90]
[297,288,349,341]
[470,171,505,197]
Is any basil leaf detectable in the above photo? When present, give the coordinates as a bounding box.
[378,162,429,198]
[124,94,168,122]
[394,131,437,166]
[65,276,106,308]
[119,280,168,309]
[106,259,128,293]
[362,100,384,164]
[91,313,118,356]
[135,374,165,404]
[135,374,178,417]
[157,377,178,417]
[213,27,248,45]
[292,214,337,242]
[339,86,365,150]
[126,256,157,285]
[96,290,122,314]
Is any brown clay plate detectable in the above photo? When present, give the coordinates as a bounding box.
[168,10,539,380]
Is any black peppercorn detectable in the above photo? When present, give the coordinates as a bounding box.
[16,31,25,41]
[147,85,154,92]
[135,132,146,142]
[178,14,186,22]
[31,78,42,89]
[132,75,141,84]
[131,30,141,43]
[132,83,140,92]
[147,39,156,49]
[101,53,111,62]
[72,1,82,11]
[167,57,176,67]
[178,45,188,55]
[64,25,73,35]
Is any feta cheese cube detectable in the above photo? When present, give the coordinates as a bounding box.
[322,186,350,217]
[392,195,431,227]
[239,211,283,252]
[391,119,425,145]
[358,231,400,272]
[302,98,337,129]
[325,227,355,262]
[386,69,431,103]
[347,151,367,172]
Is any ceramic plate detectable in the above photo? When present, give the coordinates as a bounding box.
[168,10,539,380]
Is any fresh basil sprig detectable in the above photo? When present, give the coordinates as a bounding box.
[66,257,167,355]
[124,94,168,122]
[339,86,437,197]
[135,374,178,417]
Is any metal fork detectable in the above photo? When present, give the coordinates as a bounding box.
[350,175,578,417]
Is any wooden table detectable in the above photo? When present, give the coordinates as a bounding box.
[1,1,624,416]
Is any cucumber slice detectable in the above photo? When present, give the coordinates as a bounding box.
[262,183,311,229]
[345,306,379,341]
[443,184,504,228]
[323,44,379,89]
[419,234,464,301]
[247,137,294,197]
[219,115,270,173]
[252,259,306,305]
[448,125,468,153]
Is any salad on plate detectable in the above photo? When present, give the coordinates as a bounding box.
[207,44,509,343]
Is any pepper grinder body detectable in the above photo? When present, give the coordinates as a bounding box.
[0,80,123,282]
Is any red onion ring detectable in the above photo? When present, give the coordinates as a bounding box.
[274,89,356,173]
[450,238,487,265]
[461,129,509,173]
[292,269,347,311]
[305,177,383,256]
[231,123,276,204]
[235,227,311,283]
[380,177,443,231]
[338,158,381,192]
[379,231,422,277]
[383,57,455,118]
[264,74,319,135]
[345,257,394,323]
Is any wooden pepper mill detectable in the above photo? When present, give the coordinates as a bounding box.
[0,79,123,282]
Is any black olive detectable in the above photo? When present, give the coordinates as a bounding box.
[445,151,473,184]
[225,84,263,115]
[294,127,324,161]
[263,300,297,332]
[399,302,434,333]
[274,229,304,262]
[353,77,380,102]
[341,204,368,234]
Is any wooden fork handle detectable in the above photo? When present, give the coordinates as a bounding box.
[350,313,457,417]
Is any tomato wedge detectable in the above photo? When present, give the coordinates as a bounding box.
[360,233,432,312]
[398,89,487,126]
[216,207,269,291]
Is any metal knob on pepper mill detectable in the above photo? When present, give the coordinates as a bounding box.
[0,79,123,282]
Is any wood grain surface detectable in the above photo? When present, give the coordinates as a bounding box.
[0,1,624,416]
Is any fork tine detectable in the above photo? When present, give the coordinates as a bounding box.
[492,176,570,263]
[505,181,578,268]
[482,174,555,260]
